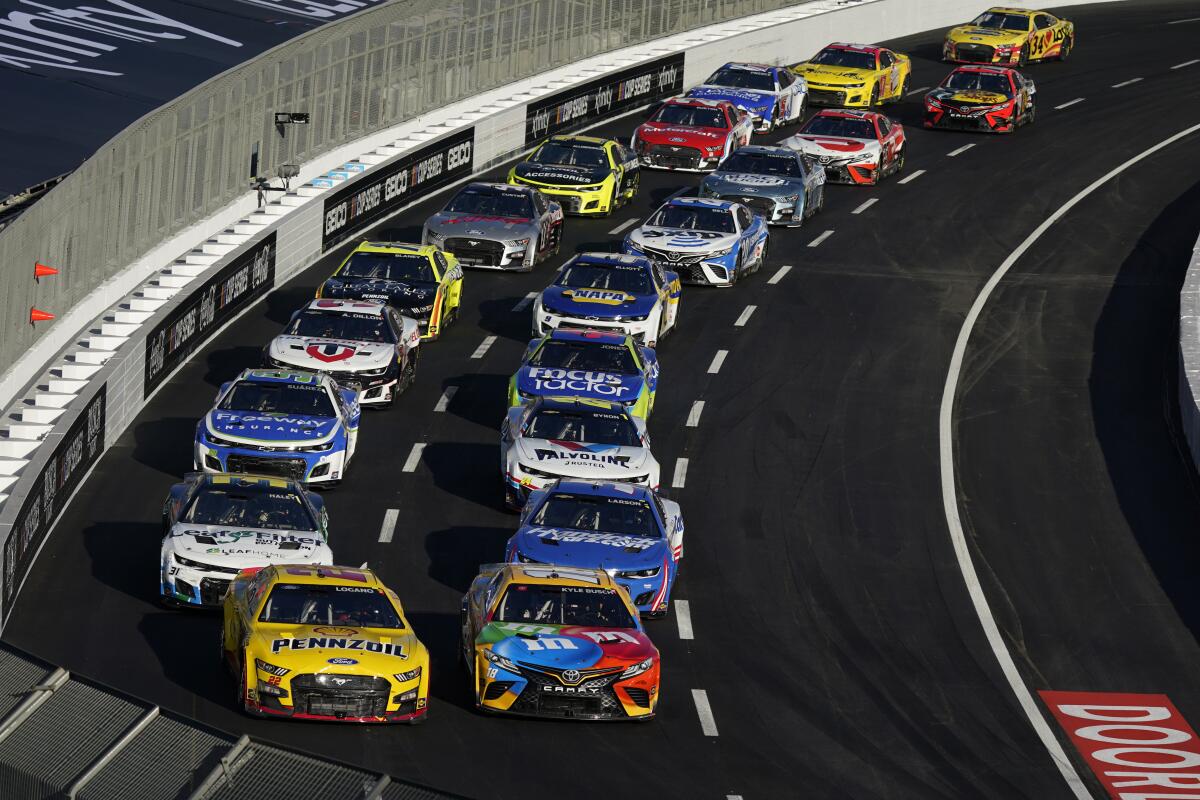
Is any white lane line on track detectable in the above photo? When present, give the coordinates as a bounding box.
[692,689,719,736]
[898,169,925,185]
[608,218,638,235]
[1168,16,1200,24]
[675,600,694,639]
[1054,97,1085,110]
[685,400,705,427]
[433,386,457,412]
[377,508,399,543]
[470,335,497,359]
[905,85,929,96]
[851,198,877,215]
[938,120,1200,800]
[1172,58,1200,69]
[1111,77,1143,88]
[734,305,756,327]
[402,443,426,473]
[512,292,537,312]
[947,143,976,158]
[672,458,688,488]
[727,796,745,800]
[707,350,728,374]
[807,229,834,248]
[767,264,792,284]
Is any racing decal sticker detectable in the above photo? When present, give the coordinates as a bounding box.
[305,343,357,363]
[1041,690,1200,798]
[528,528,657,549]
[526,368,634,398]
[563,289,635,305]
[271,636,407,657]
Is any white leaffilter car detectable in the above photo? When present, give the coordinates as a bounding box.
[264,299,420,407]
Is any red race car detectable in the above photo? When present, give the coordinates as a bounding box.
[631,97,755,172]
[780,109,905,186]
[924,65,1036,133]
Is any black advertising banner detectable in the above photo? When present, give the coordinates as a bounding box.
[321,127,475,250]
[3,385,106,620]
[524,53,686,147]
[144,231,277,396]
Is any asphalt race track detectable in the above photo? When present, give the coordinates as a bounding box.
[6,2,1200,798]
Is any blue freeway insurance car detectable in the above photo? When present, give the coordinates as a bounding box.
[624,197,769,287]
[506,480,684,617]
[194,369,360,486]
[686,62,807,133]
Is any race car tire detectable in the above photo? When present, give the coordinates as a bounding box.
[892,146,906,176]
[1018,45,1029,67]
[868,85,880,108]
[1058,36,1072,61]
[895,76,909,103]
[1026,103,1037,126]
[236,655,249,714]
[603,185,619,217]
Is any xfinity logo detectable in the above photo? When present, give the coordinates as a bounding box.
[657,64,679,90]
[593,85,614,113]
[530,107,551,138]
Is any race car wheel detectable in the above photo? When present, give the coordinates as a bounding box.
[1026,103,1037,126]
[892,146,906,176]
[1018,45,1029,67]
[752,240,766,274]
[868,85,880,108]
[603,185,619,217]
[895,76,910,103]
[236,656,248,713]
[1058,36,1072,61]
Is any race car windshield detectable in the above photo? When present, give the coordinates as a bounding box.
[943,72,1014,96]
[707,68,775,91]
[526,408,641,447]
[183,486,316,530]
[558,263,653,295]
[800,116,876,139]
[648,204,736,234]
[495,584,636,628]
[531,142,609,168]
[445,187,534,218]
[339,252,435,284]
[531,494,660,538]
[259,584,404,629]
[528,341,638,372]
[809,48,876,70]
[970,12,1030,31]
[220,381,336,417]
[287,310,393,343]
[719,151,802,177]
[650,104,727,129]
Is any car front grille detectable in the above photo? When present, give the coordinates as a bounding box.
[290,674,390,718]
[200,577,232,605]
[808,87,848,105]
[735,196,775,216]
[673,263,710,283]
[624,687,652,708]
[955,43,995,62]
[646,144,702,170]
[639,244,706,266]
[226,454,307,481]
[484,681,513,701]
[444,237,505,265]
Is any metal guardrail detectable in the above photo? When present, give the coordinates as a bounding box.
[0,0,799,377]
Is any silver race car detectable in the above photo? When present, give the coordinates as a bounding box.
[699,145,826,227]
[423,182,563,271]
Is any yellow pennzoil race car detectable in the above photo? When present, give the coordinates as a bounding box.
[508,135,640,216]
[222,564,431,723]
[791,43,911,108]
[944,7,1074,65]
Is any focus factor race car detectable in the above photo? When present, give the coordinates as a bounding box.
[685,62,807,133]
[222,564,430,723]
[791,43,911,108]
[508,135,639,216]
[160,473,333,608]
[924,65,1036,133]
[944,7,1074,65]
[507,480,684,617]
[532,253,680,347]
[264,300,420,408]
[631,97,754,172]
[781,109,905,186]
[624,196,768,288]
[423,182,563,271]
[508,330,659,420]
[700,145,826,227]
[461,564,660,720]
[500,396,660,510]
[195,369,360,486]
[316,242,463,341]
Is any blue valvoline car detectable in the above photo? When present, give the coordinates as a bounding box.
[507,330,659,419]
[686,62,807,133]
[624,197,769,287]
[194,369,360,486]
[506,480,685,617]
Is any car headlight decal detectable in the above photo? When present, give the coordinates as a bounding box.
[484,648,520,673]
[617,566,661,579]
[394,666,423,682]
[255,658,290,677]
[620,657,654,680]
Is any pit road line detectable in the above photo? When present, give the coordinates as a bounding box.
[608,218,638,235]
[1172,58,1200,69]
[906,85,929,96]
[402,443,426,473]
[898,169,925,185]
[512,292,537,312]
[707,350,728,374]
[767,265,791,284]
[807,230,834,248]
[433,386,457,413]
[672,458,688,488]
[685,401,705,427]
[947,143,975,157]
[851,199,877,215]
[1054,98,1085,110]
[734,306,756,327]
[470,335,497,359]
[675,599,694,639]
[692,689,719,736]
[1111,78,1143,88]
[377,508,399,543]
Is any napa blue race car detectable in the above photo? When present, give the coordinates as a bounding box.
[506,480,684,617]
[624,197,769,287]
[686,62,807,133]
[508,330,660,419]
[194,369,361,486]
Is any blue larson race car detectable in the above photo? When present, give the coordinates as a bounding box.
[508,330,660,420]
[194,369,360,486]
[506,480,684,617]
[624,197,769,287]
[686,62,807,133]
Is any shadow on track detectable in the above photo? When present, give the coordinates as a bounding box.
[423,441,503,511]
[85,520,164,603]
[132,417,196,477]
[423,526,512,593]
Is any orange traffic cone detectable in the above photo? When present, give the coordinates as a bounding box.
[30,307,55,323]
[34,262,58,280]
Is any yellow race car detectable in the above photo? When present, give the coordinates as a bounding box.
[222,564,431,723]
[944,7,1074,65]
[792,43,911,107]
[508,135,639,216]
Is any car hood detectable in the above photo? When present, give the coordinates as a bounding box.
[205,409,339,447]
[795,64,874,85]
[782,133,881,158]
[253,623,422,670]
[477,621,656,667]
[630,226,739,253]
[688,85,776,111]
[540,285,658,319]
[164,523,330,568]
[514,437,653,478]
[512,525,669,569]
[949,25,1026,45]
[928,87,1012,106]
[703,171,805,196]
[320,278,437,307]
[268,336,392,372]
[516,366,645,404]
[425,213,538,239]
[635,122,728,145]
[513,161,610,186]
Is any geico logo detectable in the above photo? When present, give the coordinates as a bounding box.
[447,141,472,170]
[414,153,444,184]
[325,202,348,235]
[270,636,407,657]
[558,96,589,123]
[384,170,409,201]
